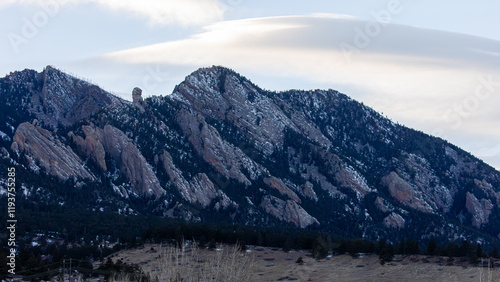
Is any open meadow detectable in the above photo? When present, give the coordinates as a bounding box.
[103,243,500,282]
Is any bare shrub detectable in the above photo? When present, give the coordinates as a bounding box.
[146,241,254,282]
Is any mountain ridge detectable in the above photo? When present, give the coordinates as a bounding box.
[1,65,499,247]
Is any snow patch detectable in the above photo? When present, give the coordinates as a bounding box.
[0,130,10,141]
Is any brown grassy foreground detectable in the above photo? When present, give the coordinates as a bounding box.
[104,243,500,282]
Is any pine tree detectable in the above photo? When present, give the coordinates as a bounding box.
[397,239,406,255]
[492,246,499,259]
[375,238,387,255]
[476,244,483,259]
[405,238,421,255]
[446,242,459,258]
[459,240,471,257]
[338,238,348,254]
[426,238,437,256]
[312,236,329,260]
[466,243,480,264]
[283,237,294,253]
[379,243,394,265]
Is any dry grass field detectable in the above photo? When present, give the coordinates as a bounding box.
[104,243,500,282]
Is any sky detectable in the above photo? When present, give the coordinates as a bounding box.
[1,0,500,169]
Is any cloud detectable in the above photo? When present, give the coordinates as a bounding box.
[102,15,500,94]
[97,14,500,167]
[0,0,226,26]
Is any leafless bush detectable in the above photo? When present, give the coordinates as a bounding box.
[145,241,254,282]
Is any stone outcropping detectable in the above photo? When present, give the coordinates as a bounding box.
[69,125,107,171]
[382,171,433,213]
[374,197,393,213]
[132,87,145,111]
[264,176,301,203]
[4,65,500,243]
[176,109,265,186]
[69,124,164,197]
[465,192,493,228]
[301,181,318,202]
[383,212,405,229]
[29,66,119,129]
[171,66,331,156]
[260,195,319,228]
[160,151,233,209]
[11,122,94,181]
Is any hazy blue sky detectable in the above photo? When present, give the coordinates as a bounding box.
[1,0,500,169]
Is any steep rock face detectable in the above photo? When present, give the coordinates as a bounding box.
[175,108,265,185]
[465,192,494,228]
[287,146,344,199]
[317,149,372,197]
[101,125,164,197]
[132,87,145,112]
[29,66,120,129]
[70,124,164,197]
[3,65,500,244]
[171,67,330,155]
[336,165,373,196]
[11,122,93,181]
[160,151,234,209]
[260,195,319,228]
[396,152,454,212]
[375,197,394,213]
[474,179,500,203]
[301,181,318,201]
[383,212,405,229]
[263,176,301,203]
[69,125,107,171]
[382,171,433,213]
[309,148,371,198]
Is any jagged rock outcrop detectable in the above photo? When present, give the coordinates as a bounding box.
[336,165,373,196]
[312,148,373,197]
[69,125,107,171]
[132,87,145,111]
[11,122,94,181]
[398,152,454,212]
[382,171,433,213]
[102,124,164,197]
[288,147,343,199]
[175,108,265,185]
[3,65,500,244]
[0,147,9,159]
[375,197,393,213]
[160,150,234,209]
[69,124,164,197]
[474,179,500,203]
[171,67,331,155]
[465,192,494,228]
[301,181,318,201]
[263,176,301,203]
[260,195,319,228]
[383,212,405,229]
[29,66,120,129]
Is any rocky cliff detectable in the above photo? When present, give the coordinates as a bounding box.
[11,121,94,181]
[1,65,499,245]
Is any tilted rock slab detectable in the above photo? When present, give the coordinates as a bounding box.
[11,122,94,181]
[260,195,319,228]
[465,192,493,229]
[69,124,164,198]
[160,150,234,209]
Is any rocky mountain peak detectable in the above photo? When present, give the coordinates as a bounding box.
[188,65,239,82]
[2,66,500,245]
[175,66,254,99]
[29,66,119,129]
